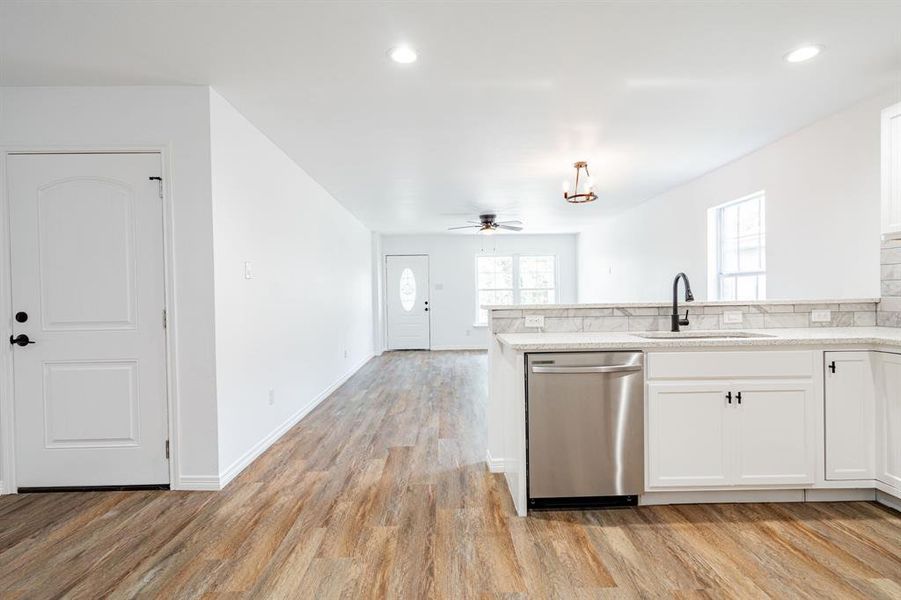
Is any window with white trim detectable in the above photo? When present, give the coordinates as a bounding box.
[476,255,557,324]
[711,192,766,301]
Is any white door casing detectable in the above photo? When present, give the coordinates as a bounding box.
[824,352,876,481]
[9,153,169,488]
[385,255,430,350]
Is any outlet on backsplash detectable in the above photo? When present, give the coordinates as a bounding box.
[524,315,545,328]
[723,311,743,325]
[811,310,832,323]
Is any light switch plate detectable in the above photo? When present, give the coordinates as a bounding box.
[524,315,545,328]
[723,310,743,324]
[243,261,254,279]
[811,309,832,323]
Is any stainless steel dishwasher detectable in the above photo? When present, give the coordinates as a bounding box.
[526,351,644,509]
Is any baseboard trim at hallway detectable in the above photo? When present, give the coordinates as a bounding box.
[430,345,486,351]
[217,353,375,490]
[176,475,222,491]
[486,450,504,473]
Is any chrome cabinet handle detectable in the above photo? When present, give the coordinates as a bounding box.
[530,364,642,374]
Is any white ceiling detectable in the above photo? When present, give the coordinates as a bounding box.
[2,1,900,233]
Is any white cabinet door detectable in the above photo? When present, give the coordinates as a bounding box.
[873,352,901,489]
[647,382,731,488]
[732,381,815,486]
[824,352,875,480]
[882,102,901,239]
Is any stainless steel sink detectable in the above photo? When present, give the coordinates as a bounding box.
[636,330,775,340]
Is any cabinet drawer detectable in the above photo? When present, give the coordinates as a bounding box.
[647,351,815,380]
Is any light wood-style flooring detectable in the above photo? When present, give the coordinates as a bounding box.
[0,350,899,598]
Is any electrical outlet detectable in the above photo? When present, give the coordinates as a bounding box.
[524,315,545,328]
[268,389,275,405]
[343,349,348,359]
[723,310,743,324]
[811,310,832,323]
[243,261,254,279]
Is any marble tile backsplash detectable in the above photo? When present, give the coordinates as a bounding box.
[879,239,901,327]
[489,301,878,334]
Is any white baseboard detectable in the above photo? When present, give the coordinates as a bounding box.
[430,345,486,351]
[175,475,222,491]
[804,488,875,502]
[876,489,901,512]
[485,449,505,473]
[640,489,805,506]
[217,353,374,490]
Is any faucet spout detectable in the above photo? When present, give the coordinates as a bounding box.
[671,272,695,332]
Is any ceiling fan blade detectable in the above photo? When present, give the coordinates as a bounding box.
[447,225,481,230]
[495,220,523,226]
[496,224,523,231]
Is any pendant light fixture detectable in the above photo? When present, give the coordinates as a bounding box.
[562,161,597,204]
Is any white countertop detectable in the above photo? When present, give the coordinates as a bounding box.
[495,327,901,351]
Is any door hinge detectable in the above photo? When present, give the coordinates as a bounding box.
[149,176,163,199]
[162,308,168,329]
[165,439,170,459]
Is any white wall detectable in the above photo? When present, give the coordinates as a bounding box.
[209,91,373,480]
[380,234,578,349]
[578,90,900,303]
[0,86,220,486]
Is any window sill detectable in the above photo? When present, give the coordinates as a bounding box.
[472,323,488,328]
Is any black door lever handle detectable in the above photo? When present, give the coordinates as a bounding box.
[9,334,35,347]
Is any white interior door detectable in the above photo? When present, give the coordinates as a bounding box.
[9,153,169,488]
[385,255,430,350]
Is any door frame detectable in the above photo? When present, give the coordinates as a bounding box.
[0,146,181,494]
[384,254,431,351]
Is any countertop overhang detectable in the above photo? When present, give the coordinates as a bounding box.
[495,327,901,351]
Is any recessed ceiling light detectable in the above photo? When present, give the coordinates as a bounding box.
[388,45,418,64]
[784,45,822,63]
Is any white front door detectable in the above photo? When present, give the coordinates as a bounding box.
[385,255,430,350]
[9,153,170,488]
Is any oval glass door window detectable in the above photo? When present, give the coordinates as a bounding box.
[399,268,416,312]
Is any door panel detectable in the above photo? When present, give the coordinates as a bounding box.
[9,153,169,487]
[874,352,901,489]
[824,352,875,480]
[647,382,730,488]
[385,255,430,350]
[733,381,815,485]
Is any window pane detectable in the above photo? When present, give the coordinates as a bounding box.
[478,289,513,306]
[738,198,761,236]
[738,235,761,271]
[736,274,758,300]
[399,267,416,312]
[721,238,739,273]
[477,256,513,289]
[720,275,736,300]
[519,256,555,289]
[520,289,556,304]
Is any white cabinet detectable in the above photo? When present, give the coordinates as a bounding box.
[824,352,875,480]
[647,382,730,487]
[647,377,815,489]
[732,381,815,485]
[882,101,901,239]
[873,351,901,490]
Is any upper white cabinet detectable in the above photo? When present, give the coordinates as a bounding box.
[882,102,901,239]
[873,351,901,490]
[824,352,875,480]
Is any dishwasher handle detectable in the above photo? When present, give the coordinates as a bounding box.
[530,364,642,374]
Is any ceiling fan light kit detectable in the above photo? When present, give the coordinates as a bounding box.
[563,160,598,204]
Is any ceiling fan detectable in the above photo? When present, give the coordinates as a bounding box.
[447,213,523,234]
